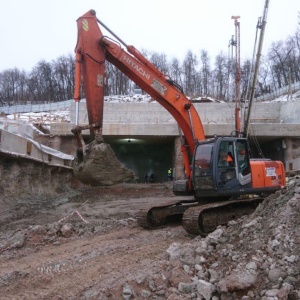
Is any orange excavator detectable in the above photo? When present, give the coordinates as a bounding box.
[72,10,286,236]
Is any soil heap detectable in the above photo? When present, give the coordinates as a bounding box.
[73,140,135,186]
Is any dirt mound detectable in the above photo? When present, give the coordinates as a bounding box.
[73,141,135,186]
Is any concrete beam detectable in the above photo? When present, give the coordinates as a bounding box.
[0,129,73,169]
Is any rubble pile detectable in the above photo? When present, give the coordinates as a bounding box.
[119,178,300,300]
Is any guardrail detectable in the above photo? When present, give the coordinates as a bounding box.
[0,100,73,115]
[256,81,300,102]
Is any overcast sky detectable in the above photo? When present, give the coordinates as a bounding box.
[0,0,299,72]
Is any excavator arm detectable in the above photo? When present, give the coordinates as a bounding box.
[73,9,205,186]
[73,11,105,142]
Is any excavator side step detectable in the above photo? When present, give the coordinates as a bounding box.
[182,197,264,236]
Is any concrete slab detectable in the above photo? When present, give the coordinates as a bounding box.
[0,129,74,169]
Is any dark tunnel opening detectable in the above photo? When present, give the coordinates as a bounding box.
[105,136,176,183]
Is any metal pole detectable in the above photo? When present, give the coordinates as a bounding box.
[75,102,79,125]
[245,0,269,138]
[231,16,241,136]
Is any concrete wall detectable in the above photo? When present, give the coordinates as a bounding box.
[280,100,300,124]
[55,101,298,138]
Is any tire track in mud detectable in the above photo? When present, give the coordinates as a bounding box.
[0,223,190,299]
[0,183,190,299]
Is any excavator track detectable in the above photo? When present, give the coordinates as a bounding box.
[137,197,264,234]
[136,199,198,229]
[182,197,264,236]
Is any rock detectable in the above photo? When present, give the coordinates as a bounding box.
[208,269,218,284]
[47,222,62,237]
[2,231,26,250]
[265,289,279,297]
[285,255,296,263]
[196,279,216,300]
[166,243,195,265]
[26,225,47,244]
[217,269,257,293]
[288,290,300,300]
[178,282,193,294]
[242,218,259,228]
[169,267,191,287]
[122,283,135,300]
[268,268,287,283]
[140,289,151,298]
[245,261,258,273]
[249,238,264,250]
[205,228,224,247]
[60,223,73,238]
[167,293,187,300]
[277,283,293,299]
[167,243,183,260]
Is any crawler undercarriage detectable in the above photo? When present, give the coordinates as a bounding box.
[136,197,264,236]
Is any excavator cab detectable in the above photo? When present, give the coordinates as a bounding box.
[192,136,285,200]
[192,137,251,199]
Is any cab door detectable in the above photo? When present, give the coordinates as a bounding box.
[215,139,252,190]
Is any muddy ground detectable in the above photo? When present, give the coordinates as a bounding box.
[0,180,194,300]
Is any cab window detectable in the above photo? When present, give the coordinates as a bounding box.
[194,143,213,169]
[218,142,235,167]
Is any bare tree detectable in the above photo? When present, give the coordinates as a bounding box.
[29,60,57,103]
[1,26,300,106]
[268,41,293,88]
[0,68,27,106]
[199,50,211,97]
[240,59,251,100]
[53,54,75,101]
[256,57,271,96]
[149,52,169,75]
[182,50,198,96]
[212,53,229,100]
[169,57,183,89]
[105,62,131,95]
